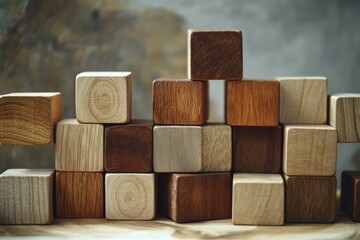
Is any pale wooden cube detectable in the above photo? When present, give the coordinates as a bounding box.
[283,125,337,176]
[330,94,360,142]
[105,173,155,220]
[0,169,54,224]
[277,77,327,124]
[76,72,132,123]
[153,124,231,172]
[55,119,103,172]
[232,173,284,225]
[0,92,62,145]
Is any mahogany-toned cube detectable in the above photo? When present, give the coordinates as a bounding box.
[341,171,360,222]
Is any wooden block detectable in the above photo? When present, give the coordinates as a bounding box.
[105,173,155,220]
[0,92,62,145]
[152,79,208,125]
[158,172,231,223]
[0,169,54,224]
[188,29,243,80]
[154,124,231,172]
[284,175,336,223]
[56,172,104,218]
[283,125,337,176]
[232,174,284,225]
[105,120,153,173]
[277,77,327,124]
[341,171,360,222]
[330,94,360,142]
[55,119,103,172]
[76,72,132,123]
[232,126,281,173]
[226,80,279,126]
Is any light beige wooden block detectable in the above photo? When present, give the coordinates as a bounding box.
[0,169,54,224]
[330,94,360,142]
[76,72,132,123]
[232,173,284,225]
[277,77,327,124]
[55,119,103,172]
[105,173,155,220]
[153,124,231,172]
[0,92,62,145]
[283,125,337,176]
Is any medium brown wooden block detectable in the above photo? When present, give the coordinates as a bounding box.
[55,119,103,172]
[277,77,327,124]
[0,92,62,145]
[105,173,155,220]
[226,80,279,126]
[283,125,337,176]
[341,171,360,222]
[285,175,336,223]
[232,174,284,225]
[232,126,281,173]
[56,172,104,218]
[188,29,243,80]
[152,79,208,125]
[0,169,54,224]
[76,72,132,124]
[158,172,231,223]
[154,124,231,172]
[105,120,153,173]
[330,94,360,142]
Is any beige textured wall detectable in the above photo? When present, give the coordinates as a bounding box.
[1,0,360,185]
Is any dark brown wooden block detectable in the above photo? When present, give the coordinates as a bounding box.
[152,79,208,125]
[341,171,360,222]
[188,29,243,80]
[56,172,104,218]
[285,175,336,223]
[232,126,281,173]
[226,80,279,126]
[158,172,232,223]
[105,120,153,173]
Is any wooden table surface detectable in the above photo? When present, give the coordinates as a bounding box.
[1,211,359,240]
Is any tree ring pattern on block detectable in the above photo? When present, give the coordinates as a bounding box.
[113,176,148,218]
[88,79,120,122]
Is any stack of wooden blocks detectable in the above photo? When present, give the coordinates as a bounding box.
[0,29,360,226]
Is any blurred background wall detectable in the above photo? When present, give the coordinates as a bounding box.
[1,0,359,185]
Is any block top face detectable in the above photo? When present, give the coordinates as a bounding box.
[277,76,326,81]
[1,169,54,177]
[76,71,132,124]
[343,171,360,180]
[285,124,336,132]
[233,173,283,184]
[1,92,61,98]
[106,119,153,128]
[188,29,243,80]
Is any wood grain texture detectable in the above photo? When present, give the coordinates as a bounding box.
[277,77,327,124]
[232,174,284,225]
[187,29,243,80]
[154,124,231,172]
[341,171,360,222]
[152,79,208,125]
[0,92,62,145]
[55,119,104,172]
[0,169,54,224]
[232,126,281,173]
[158,172,232,223]
[105,173,155,220]
[330,94,360,142]
[1,217,360,239]
[56,172,104,218]
[283,125,337,176]
[105,120,153,173]
[226,80,279,126]
[285,175,336,223]
[76,72,132,124]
